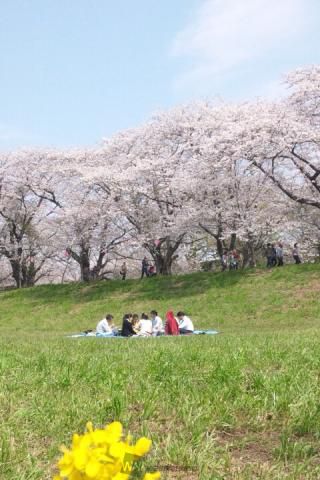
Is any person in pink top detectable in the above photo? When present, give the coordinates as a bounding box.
[165,311,179,336]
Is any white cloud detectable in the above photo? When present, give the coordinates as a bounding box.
[171,0,311,92]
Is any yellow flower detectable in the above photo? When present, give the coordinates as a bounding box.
[143,473,161,480]
[53,421,160,480]
[133,438,152,457]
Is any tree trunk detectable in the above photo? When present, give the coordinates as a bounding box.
[10,259,22,288]
[21,260,37,287]
[241,238,256,268]
[144,234,185,276]
[80,252,91,282]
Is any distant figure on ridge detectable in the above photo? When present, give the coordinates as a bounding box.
[148,264,156,277]
[120,262,127,280]
[221,251,228,271]
[276,243,284,266]
[141,257,149,279]
[266,243,274,268]
[292,243,302,264]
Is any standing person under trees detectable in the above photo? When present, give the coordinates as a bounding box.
[221,251,228,271]
[276,243,284,266]
[266,244,274,268]
[120,262,127,280]
[141,257,149,279]
[271,244,277,267]
[292,244,302,264]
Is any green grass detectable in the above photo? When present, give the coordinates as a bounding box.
[0,264,320,479]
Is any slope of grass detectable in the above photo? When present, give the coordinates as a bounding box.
[0,264,320,479]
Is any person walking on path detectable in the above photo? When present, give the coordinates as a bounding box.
[292,243,302,264]
[141,257,149,279]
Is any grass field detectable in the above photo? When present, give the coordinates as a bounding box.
[0,264,320,479]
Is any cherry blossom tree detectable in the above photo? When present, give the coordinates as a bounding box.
[0,150,62,287]
[220,69,320,212]
[52,149,133,282]
[99,119,194,275]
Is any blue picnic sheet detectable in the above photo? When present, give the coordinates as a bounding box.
[67,330,219,338]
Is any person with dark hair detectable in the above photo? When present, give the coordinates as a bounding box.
[121,313,135,337]
[276,243,284,266]
[176,311,194,334]
[148,265,156,277]
[141,257,149,279]
[137,313,152,336]
[292,243,302,264]
[120,262,127,280]
[131,314,141,334]
[165,311,179,335]
[221,251,228,271]
[228,250,238,270]
[96,314,116,335]
[271,244,277,266]
[150,310,164,336]
[266,243,274,268]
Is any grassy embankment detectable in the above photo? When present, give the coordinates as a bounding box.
[0,264,319,479]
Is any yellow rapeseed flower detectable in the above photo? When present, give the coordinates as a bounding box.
[54,421,160,480]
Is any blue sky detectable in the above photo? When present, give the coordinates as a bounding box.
[1,0,319,150]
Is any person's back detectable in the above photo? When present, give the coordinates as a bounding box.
[121,314,135,337]
[266,244,273,257]
[138,319,153,336]
[165,311,179,335]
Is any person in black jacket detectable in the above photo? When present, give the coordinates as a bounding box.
[141,257,149,279]
[121,313,135,337]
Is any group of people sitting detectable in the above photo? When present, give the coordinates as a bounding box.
[96,310,194,337]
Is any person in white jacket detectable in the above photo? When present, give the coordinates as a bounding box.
[136,313,153,336]
[150,310,164,336]
[176,311,194,334]
[96,314,115,335]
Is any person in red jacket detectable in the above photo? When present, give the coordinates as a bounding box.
[165,311,180,336]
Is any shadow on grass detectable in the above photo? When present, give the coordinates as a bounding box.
[0,269,248,306]
[1,264,318,308]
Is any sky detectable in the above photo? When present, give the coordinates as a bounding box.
[1,0,320,150]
